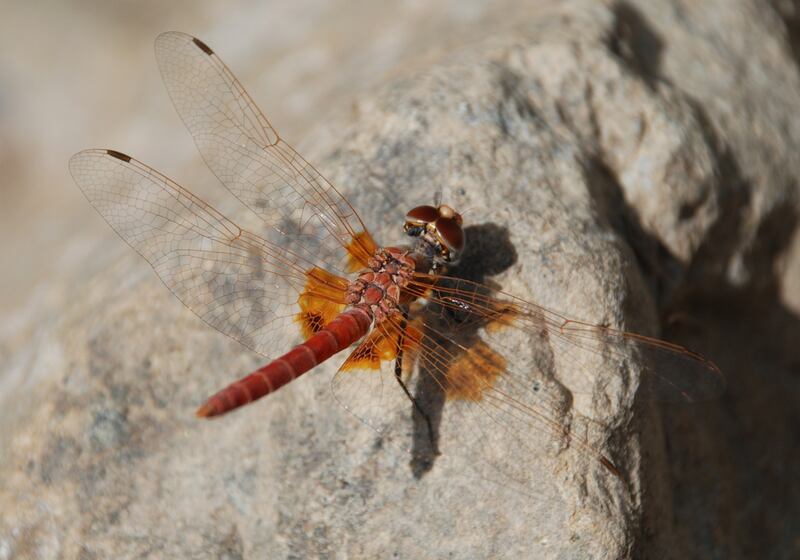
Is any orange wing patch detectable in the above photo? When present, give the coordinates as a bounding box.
[345,230,378,272]
[341,319,422,372]
[296,267,349,339]
[442,341,506,401]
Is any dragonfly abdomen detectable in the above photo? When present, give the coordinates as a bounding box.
[196,307,372,417]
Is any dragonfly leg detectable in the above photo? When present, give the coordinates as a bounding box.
[394,309,436,450]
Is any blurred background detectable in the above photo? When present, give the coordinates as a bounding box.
[3,2,800,558]
[0,0,529,379]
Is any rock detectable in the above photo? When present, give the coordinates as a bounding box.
[2,1,800,558]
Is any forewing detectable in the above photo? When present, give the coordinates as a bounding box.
[154,31,376,276]
[421,274,725,403]
[69,149,348,360]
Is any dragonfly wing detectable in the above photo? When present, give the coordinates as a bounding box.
[154,31,376,276]
[542,313,725,402]
[330,318,424,436]
[69,149,349,360]
[421,274,725,403]
[332,268,724,487]
[330,307,619,490]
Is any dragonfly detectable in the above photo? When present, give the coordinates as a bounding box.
[70,31,724,486]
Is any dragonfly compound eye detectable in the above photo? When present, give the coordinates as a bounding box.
[405,205,440,226]
[434,215,464,257]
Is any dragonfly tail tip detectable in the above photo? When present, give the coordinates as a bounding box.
[195,402,218,418]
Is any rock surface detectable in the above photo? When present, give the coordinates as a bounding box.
[2,1,800,559]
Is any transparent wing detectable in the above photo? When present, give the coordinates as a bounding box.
[420,274,725,403]
[154,31,376,276]
[69,149,345,360]
[332,273,724,487]
[331,310,620,490]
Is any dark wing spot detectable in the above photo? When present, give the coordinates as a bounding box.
[106,150,131,163]
[192,37,214,56]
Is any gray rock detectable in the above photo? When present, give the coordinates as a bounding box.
[2,1,799,558]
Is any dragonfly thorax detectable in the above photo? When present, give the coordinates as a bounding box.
[346,248,416,322]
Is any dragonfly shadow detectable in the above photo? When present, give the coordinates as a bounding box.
[409,222,518,478]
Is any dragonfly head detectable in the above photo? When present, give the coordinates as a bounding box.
[404,204,464,268]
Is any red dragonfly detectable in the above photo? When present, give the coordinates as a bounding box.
[70,32,723,485]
